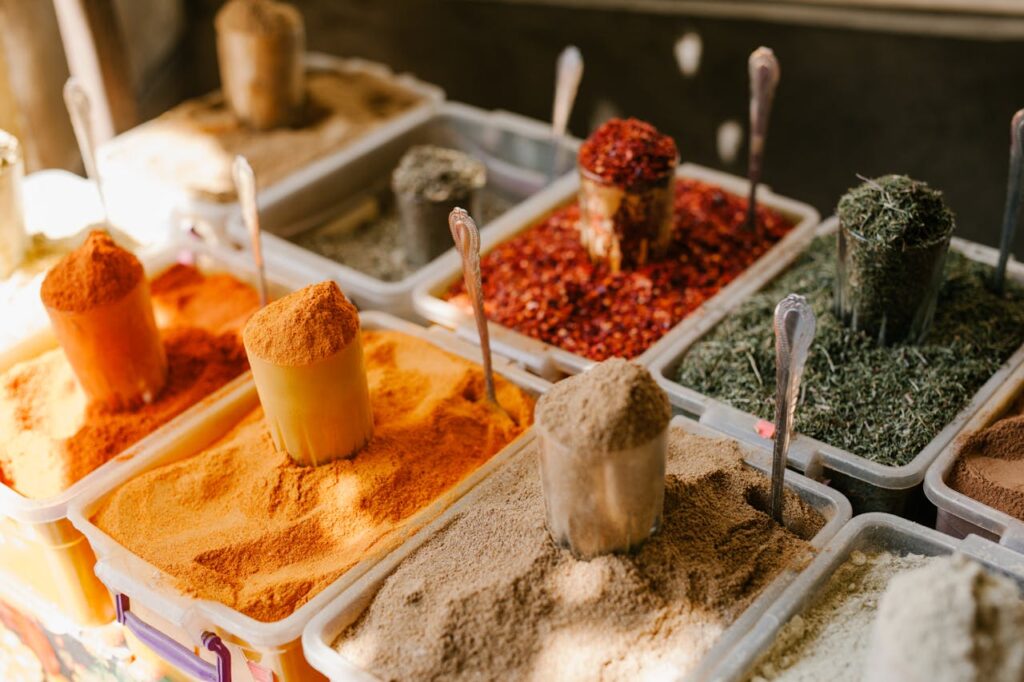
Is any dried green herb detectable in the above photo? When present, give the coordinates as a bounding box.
[677,235,1024,466]
[837,174,954,247]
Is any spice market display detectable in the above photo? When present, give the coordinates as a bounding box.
[5,0,1024,680]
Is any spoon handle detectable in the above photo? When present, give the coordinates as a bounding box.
[770,294,816,524]
[746,47,780,230]
[994,109,1024,294]
[232,155,268,307]
[449,208,497,404]
[63,77,110,221]
[549,46,583,182]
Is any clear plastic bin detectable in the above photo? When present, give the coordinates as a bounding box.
[0,236,300,628]
[224,101,580,320]
[413,163,820,381]
[98,54,444,246]
[301,414,852,682]
[705,512,1024,682]
[67,312,550,682]
[649,218,1024,515]
[924,361,1024,551]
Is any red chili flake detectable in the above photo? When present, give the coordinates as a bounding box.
[578,118,678,188]
[445,179,796,362]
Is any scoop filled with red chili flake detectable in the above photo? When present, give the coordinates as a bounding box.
[444,179,796,361]
[578,118,678,187]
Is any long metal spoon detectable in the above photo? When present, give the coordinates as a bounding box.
[63,77,111,224]
[549,45,584,183]
[232,155,268,307]
[769,293,816,524]
[449,208,503,412]
[745,47,780,231]
[993,108,1024,294]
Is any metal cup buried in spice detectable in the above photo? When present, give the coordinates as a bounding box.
[746,553,1024,682]
[332,427,822,681]
[678,234,1024,468]
[445,170,796,361]
[949,411,1024,523]
[91,329,534,623]
[0,240,260,499]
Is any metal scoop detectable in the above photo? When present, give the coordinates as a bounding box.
[993,108,1024,294]
[63,77,111,225]
[549,45,583,182]
[232,155,269,307]
[745,47,780,231]
[769,293,816,524]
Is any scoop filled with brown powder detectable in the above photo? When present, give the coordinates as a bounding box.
[333,427,822,681]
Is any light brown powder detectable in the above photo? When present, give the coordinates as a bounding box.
[39,230,143,312]
[334,427,822,681]
[242,281,358,366]
[950,414,1024,521]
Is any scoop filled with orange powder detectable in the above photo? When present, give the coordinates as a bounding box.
[92,328,534,622]
[0,249,260,499]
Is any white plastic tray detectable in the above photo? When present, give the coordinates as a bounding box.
[705,513,1024,682]
[302,414,852,682]
[925,360,1024,551]
[67,312,549,669]
[97,54,444,245]
[649,217,1024,515]
[225,101,580,320]
[413,163,821,380]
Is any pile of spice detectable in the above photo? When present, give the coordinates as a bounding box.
[578,118,678,187]
[747,553,1024,682]
[0,236,258,499]
[445,178,795,361]
[949,412,1024,521]
[92,329,534,622]
[677,235,1024,466]
[334,428,822,680]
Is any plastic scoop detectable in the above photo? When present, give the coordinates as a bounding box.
[232,155,269,306]
[745,47,780,231]
[0,130,27,278]
[549,45,583,182]
[993,108,1024,294]
[63,77,111,225]
[769,293,815,524]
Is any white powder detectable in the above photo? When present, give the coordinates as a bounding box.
[863,554,1024,682]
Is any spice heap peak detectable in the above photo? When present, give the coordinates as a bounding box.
[243,281,373,465]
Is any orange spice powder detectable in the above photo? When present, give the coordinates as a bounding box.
[92,329,535,622]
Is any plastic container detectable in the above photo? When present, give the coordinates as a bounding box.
[67,311,550,682]
[924,361,1024,551]
[98,54,444,246]
[705,512,1024,682]
[0,236,299,628]
[301,414,852,682]
[227,101,580,320]
[649,218,1024,515]
[413,163,820,381]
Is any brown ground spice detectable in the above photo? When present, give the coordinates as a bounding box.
[243,281,358,365]
[40,231,142,312]
[950,414,1024,521]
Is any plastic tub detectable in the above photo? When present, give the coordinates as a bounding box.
[225,101,580,320]
[649,218,1024,515]
[924,360,1024,550]
[705,512,1024,682]
[97,54,444,246]
[0,236,299,628]
[301,414,852,682]
[413,163,820,380]
[67,311,550,682]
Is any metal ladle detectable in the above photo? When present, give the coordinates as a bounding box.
[548,45,583,183]
[993,108,1024,294]
[745,47,780,231]
[232,155,269,307]
[769,293,816,524]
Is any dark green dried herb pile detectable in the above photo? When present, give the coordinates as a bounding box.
[677,235,1024,466]
[837,174,954,247]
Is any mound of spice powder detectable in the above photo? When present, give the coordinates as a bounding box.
[444,179,795,361]
[950,413,1024,522]
[578,118,678,187]
[677,235,1024,467]
[92,329,534,622]
[0,264,258,499]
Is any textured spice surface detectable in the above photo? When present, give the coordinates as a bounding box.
[578,118,678,188]
[243,282,358,365]
[678,235,1024,466]
[445,179,795,361]
[391,145,486,202]
[40,231,142,312]
[951,414,1024,521]
[93,329,534,622]
[837,175,954,247]
[335,428,822,681]
[0,265,256,499]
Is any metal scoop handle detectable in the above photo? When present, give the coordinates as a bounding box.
[63,77,110,223]
[232,155,268,307]
[770,293,815,524]
[549,45,583,182]
[994,109,1024,294]
[746,47,780,230]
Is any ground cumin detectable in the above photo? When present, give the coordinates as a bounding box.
[92,329,535,622]
[40,231,142,312]
[243,281,358,365]
[950,414,1024,521]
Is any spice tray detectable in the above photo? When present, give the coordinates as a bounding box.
[97,53,444,245]
[648,218,1024,515]
[924,360,1024,550]
[301,414,851,682]
[704,512,1024,682]
[67,311,550,682]
[0,235,299,629]
[225,101,580,320]
[412,163,820,381]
